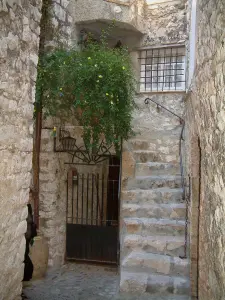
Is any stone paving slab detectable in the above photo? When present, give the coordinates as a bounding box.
[23,263,190,300]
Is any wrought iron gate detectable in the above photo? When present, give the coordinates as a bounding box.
[66,157,120,264]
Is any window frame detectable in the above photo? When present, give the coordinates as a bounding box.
[139,45,186,93]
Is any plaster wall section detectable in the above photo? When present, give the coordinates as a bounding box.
[0,0,42,299]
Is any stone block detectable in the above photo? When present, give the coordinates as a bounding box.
[127,175,182,190]
[61,0,69,8]
[53,3,66,21]
[7,32,19,50]
[122,251,171,275]
[30,235,49,279]
[133,150,178,163]
[30,5,42,23]
[122,151,135,178]
[173,276,190,295]
[121,188,183,204]
[120,271,148,293]
[147,274,172,294]
[15,220,27,237]
[0,0,8,12]
[123,218,141,234]
[122,203,186,220]
[22,24,31,42]
[136,162,180,177]
[172,257,189,277]
[40,181,58,193]
[123,234,185,257]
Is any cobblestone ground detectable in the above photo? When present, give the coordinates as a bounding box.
[23,263,190,300]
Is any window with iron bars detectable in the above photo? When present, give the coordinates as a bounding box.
[139,46,186,92]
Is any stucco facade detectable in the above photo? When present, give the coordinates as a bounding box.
[0,0,42,299]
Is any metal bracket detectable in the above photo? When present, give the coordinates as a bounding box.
[54,127,113,165]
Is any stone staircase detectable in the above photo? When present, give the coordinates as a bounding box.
[120,137,190,297]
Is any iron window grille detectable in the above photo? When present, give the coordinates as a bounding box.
[139,46,186,92]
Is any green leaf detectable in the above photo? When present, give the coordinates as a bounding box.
[36,23,136,152]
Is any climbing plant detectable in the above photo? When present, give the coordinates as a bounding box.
[36,26,136,153]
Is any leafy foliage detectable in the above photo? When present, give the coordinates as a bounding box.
[36,29,136,153]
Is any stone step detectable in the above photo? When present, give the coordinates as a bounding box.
[123,218,185,236]
[129,139,150,151]
[136,162,180,176]
[122,251,189,277]
[129,139,180,153]
[127,176,182,190]
[121,188,184,204]
[130,126,183,140]
[120,271,190,295]
[133,150,178,163]
[121,203,186,220]
[147,273,190,296]
[120,271,149,294]
[123,234,185,257]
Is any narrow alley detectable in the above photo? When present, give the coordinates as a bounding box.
[1,0,225,299]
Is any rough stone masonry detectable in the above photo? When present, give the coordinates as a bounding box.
[185,0,225,299]
[0,1,42,299]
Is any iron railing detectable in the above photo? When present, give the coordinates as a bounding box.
[66,169,120,264]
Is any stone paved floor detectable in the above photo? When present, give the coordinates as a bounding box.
[23,263,190,300]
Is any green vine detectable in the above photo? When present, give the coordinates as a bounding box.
[36,24,136,153]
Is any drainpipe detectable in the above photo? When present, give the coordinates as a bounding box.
[33,109,42,229]
[32,0,50,229]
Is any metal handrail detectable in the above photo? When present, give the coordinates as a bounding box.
[145,97,188,258]
[144,98,184,123]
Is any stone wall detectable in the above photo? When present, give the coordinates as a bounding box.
[39,128,70,266]
[34,0,73,267]
[41,0,73,50]
[0,0,42,299]
[38,0,188,270]
[39,126,111,266]
[185,0,225,299]
[142,0,187,46]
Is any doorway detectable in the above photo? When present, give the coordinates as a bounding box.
[66,156,120,264]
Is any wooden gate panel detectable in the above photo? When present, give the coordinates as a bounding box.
[66,224,118,263]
